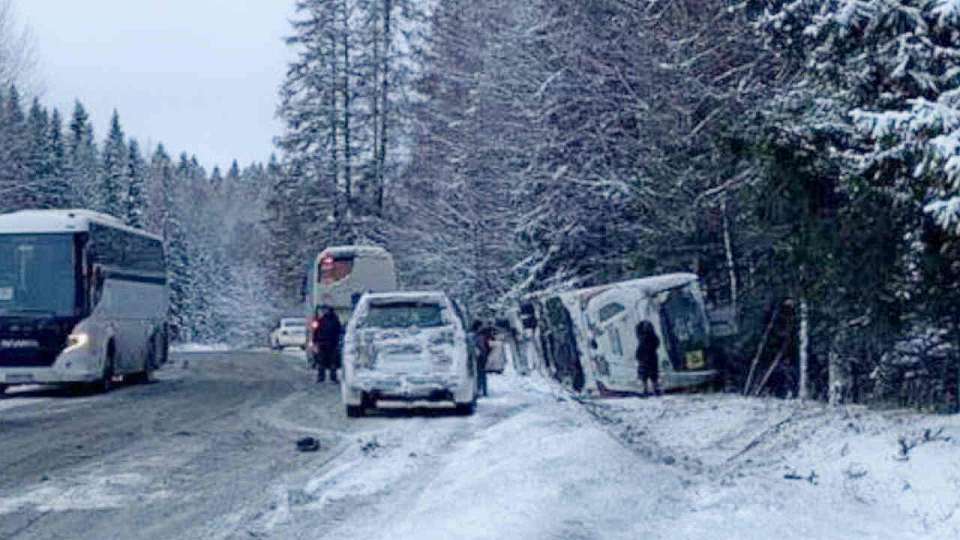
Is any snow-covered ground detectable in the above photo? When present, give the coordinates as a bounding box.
[255,370,959,539]
[580,393,960,539]
[257,373,690,539]
[3,348,956,539]
[171,343,232,353]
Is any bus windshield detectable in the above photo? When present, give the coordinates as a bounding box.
[0,234,76,317]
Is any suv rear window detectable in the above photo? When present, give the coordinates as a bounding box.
[362,302,445,328]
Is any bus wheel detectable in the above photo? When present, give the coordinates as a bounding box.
[95,348,116,394]
[130,340,155,385]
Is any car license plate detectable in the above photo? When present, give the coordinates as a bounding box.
[6,374,34,383]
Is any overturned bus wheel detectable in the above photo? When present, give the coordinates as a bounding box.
[346,405,365,418]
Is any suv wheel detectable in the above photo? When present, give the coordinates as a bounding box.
[455,400,476,416]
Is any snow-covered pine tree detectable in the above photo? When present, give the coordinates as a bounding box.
[152,145,194,341]
[44,108,70,208]
[0,85,29,212]
[24,98,51,208]
[125,138,147,228]
[99,110,128,218]
[66,101,99,209]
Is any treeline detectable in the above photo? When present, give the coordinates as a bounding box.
[0,86,284,346]
[275,0,960,411]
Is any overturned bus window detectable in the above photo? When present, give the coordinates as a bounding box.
[660,286,709,371]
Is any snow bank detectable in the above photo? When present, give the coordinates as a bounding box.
[582,393,960,538]
[171,343,232,353]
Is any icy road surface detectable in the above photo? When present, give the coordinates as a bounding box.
[0,351,947,539]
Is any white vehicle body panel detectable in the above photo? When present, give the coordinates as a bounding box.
[270,319,307,348]
[341,292,476,409]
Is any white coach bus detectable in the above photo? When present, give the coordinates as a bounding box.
[0,210,169,394]
[305,245,398,323]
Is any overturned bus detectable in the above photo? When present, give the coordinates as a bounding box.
[521,273,719,395]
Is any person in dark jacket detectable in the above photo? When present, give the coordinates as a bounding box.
[471,321,492,397]
[635,320,661,396]
[312,306,343,383]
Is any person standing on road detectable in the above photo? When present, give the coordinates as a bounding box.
[472,321,492,397]
[635,320,661,396]
[312,306,343,383]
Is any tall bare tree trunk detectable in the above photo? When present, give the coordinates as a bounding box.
[722,197,737,314]
[376,0,392,215]
[828,336,851,406]
[798,297,810,401]
[328,31,341,229]
[341,2,353,223]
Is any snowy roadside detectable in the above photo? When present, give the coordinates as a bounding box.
[171,343,232,353]
[0,385,52,412]
[252,370,953,540]
[256,374,691,540]
[580,392,960,538]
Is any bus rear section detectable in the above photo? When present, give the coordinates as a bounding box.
[307,246,398,323]
[0,210,168,394]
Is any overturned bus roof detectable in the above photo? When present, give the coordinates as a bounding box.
[529,273,699,304]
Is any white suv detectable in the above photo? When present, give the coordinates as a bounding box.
[270,318,307,351]
[341,291,477,417]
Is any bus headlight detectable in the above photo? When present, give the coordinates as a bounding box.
[65,333,90,352]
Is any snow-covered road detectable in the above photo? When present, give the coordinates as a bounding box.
[1,351,954,539]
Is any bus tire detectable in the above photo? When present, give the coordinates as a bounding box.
[95,344,117,394]
[159,327,170,366]
[130,339,156,385]
[346,405,364,418]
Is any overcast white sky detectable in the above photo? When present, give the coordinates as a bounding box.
[17,0,290,171]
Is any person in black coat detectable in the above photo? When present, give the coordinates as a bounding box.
[635,320,661,396]
[312,306,343,383]
[471,321,492,397]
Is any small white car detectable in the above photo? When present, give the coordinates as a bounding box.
[270,318,307,350]
[341,291,477,417]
